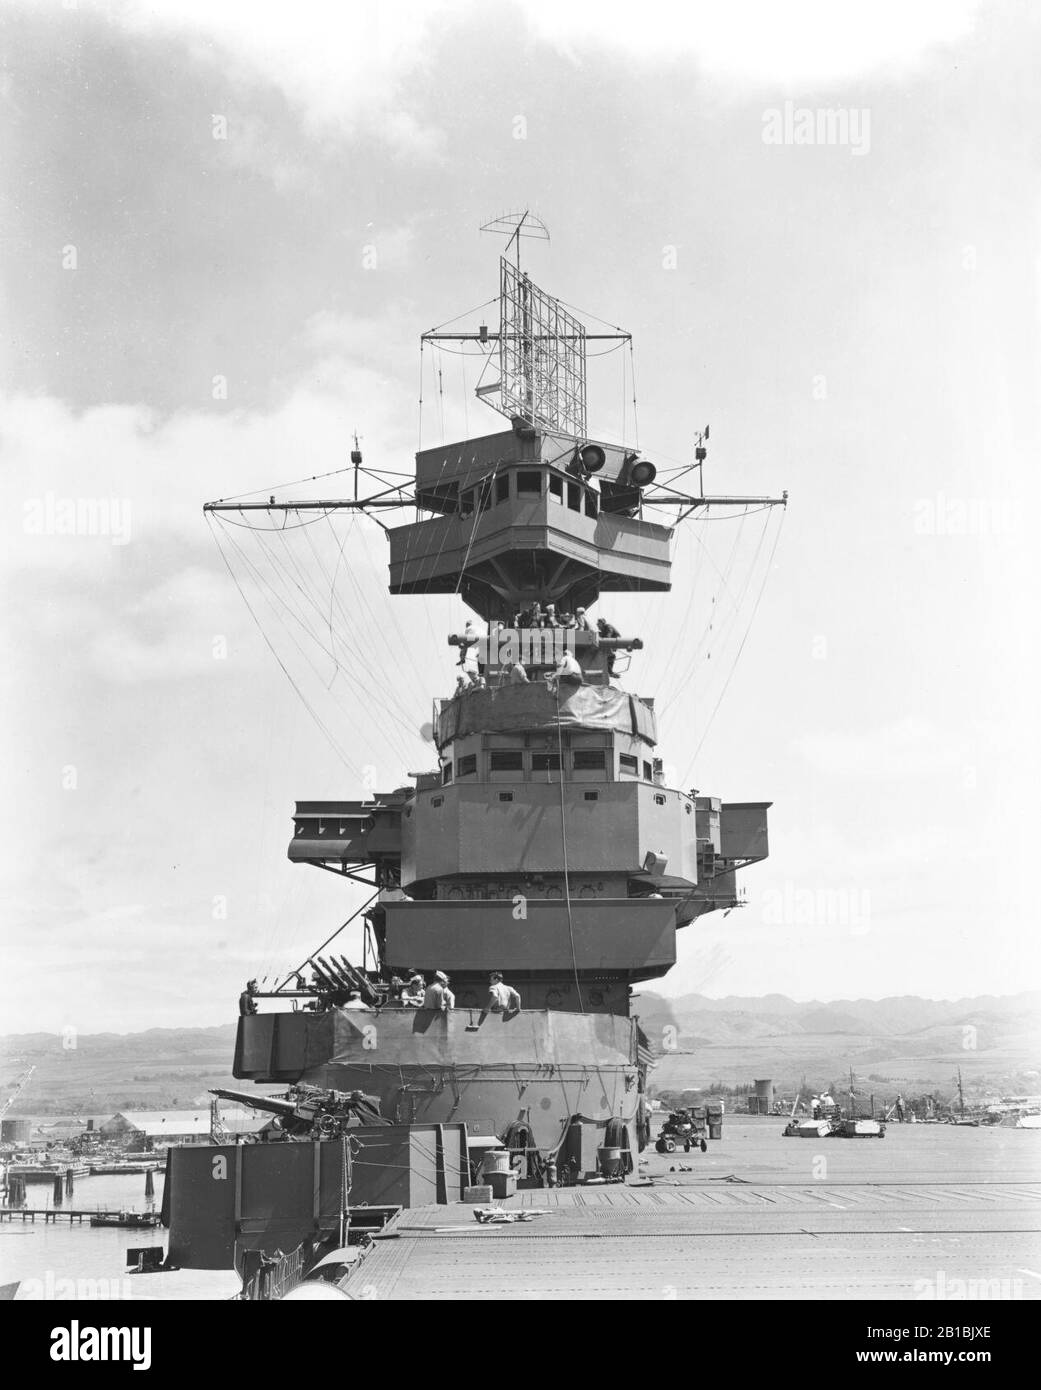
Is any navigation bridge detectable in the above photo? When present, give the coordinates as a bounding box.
[389,425,672,620]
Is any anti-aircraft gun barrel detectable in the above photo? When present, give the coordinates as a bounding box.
[209,1087,296,1116]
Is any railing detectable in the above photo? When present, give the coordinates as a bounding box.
[239,1244,306,1301]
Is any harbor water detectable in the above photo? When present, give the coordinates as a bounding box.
[1,1171,168,1297]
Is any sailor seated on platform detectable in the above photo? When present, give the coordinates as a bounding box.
[457,619,480,668]
[545,649,582,694]
[342,989,373,1012]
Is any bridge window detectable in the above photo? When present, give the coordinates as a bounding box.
[567,482,581,511]
[584,791,599,801]
[644,761,653,781]
[619,754,638,776]
[457,754,478,778]
[584,490,598,518]
[431,796,444,809]
[573,750,606,771]
[548,475,563,503]
[498,792,514,802]
[459,490,474,517]
[442,763,453,784]
[495,474,510,505]
[489,751,524,772]
[516,470,542,496]
[532,753,562,772]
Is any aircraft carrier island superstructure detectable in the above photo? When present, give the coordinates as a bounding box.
[168,217,787,1283]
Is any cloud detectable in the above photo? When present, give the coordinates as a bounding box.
[526,0,982,86]
[92,0,986,152]
[113,0,462,156]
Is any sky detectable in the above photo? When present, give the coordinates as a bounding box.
[1,0,1039,1035]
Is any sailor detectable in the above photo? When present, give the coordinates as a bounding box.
[403,972,426,1006]
[457,619,480,668]
[544,603,558,628]
[546,649,582,693]
[895,1094,905,1122]
[596,617,621,675]
[529,600,543,628]
[239,979,258,1016]
[455,670,474,695]
[423,971,454,1010]
[343,990,373,1012]
[557,609,576,629]
[509,661,529,684]
[487,971,521,1016]
[575,607,592,632]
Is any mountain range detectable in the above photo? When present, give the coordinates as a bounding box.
[2,992,1038,1113]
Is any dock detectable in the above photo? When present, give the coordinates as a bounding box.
[344,1119,1041,1300]
[0,1208,157,1225]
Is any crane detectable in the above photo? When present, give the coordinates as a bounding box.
[1,1066,35,1120]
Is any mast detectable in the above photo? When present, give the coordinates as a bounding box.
[207,228,787,1013]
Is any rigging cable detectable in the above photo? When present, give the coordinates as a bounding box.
[262,520,419,749]
[207,515,361,776]
[655,513,752,716]
[628,339,640,450]
[680,506,786,782]
[273,891,380,991]
[217,516,419,766]
[453,466,497,597]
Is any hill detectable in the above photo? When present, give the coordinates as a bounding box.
[0,1024,241,1114]
[633,990,1041,1101]
[3,993,1039,1113]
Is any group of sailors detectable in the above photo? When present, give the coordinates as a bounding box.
[453,611,623,695]
[385,969,520,1018]
[455,650,585,695]
[240,969,522,1022]
[811,1090,837,1119]
[511,601,592,631]
[389,969,455,1009]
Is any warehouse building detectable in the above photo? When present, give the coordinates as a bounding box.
[99,1109,269,1149]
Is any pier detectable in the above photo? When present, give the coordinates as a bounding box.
[0,1206,158,1224]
